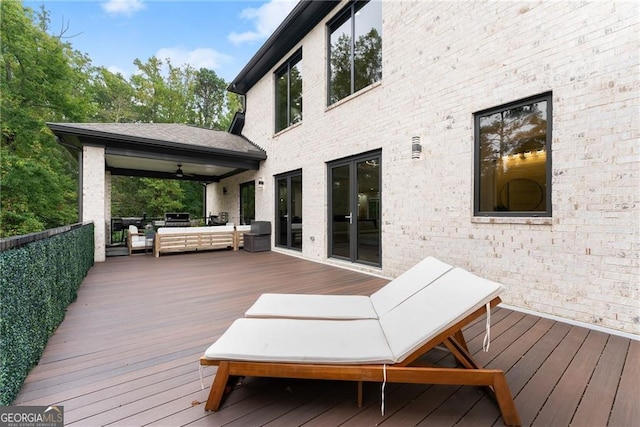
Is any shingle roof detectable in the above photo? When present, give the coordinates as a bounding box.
[47,123,266,158]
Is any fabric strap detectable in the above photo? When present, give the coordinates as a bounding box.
[381,364,387,416]
[482,302,492,352]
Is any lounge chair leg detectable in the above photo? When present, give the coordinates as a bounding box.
[453,330,469,353]
[205,362,231,411]
[357,381,363,407]
[444,337,481,370]
[492,373,522,426]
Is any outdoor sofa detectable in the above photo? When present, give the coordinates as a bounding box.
[154,226,236,257]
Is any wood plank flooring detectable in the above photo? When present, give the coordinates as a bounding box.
[13,250,638,426]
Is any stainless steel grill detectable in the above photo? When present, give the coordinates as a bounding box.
[164,212,191,227]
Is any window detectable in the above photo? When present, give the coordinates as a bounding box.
[328,0,382,105]
[275,170,302,250]
[474,92,552,216]
[239,181,255,225]
[275,50,302,132]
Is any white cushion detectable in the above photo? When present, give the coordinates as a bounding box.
[204,318,395,364]
[370,257,452,317]
[157,226,235,235]
[379,267,503,362]
[245,294,377,319]
[236,225,252,232]
[130,236,146,248]
[206,267,503,366]
[128,225,139,234]
[244,256,452,320]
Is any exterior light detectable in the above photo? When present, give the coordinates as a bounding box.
[411,136,422,159]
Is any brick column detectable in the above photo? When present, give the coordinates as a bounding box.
[81,145,106,262]
[105,171,112,245]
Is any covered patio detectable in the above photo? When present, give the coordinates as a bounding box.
[47,121,264,261]
[13,251,637,426]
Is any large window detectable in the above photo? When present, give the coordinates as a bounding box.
[328,0,382,106]
[275,50,302,133]
[474,93,552,216]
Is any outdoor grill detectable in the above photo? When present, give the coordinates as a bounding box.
[163,212,191,227]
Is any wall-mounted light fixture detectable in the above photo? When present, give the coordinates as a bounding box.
[411,136,422,159]
[257,177,265,189]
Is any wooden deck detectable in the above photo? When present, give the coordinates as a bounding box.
[14,250,638,426]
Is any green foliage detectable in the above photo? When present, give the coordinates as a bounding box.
[89,67,136,122]
[0,223,94,405]
[180,181,205,218]
[110,177,203,218]
[0,1,240,236]
[193,68,227,129]
[136,178,185,216]
[1,0,90,237]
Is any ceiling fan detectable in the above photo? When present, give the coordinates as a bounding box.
[175,164,196,179]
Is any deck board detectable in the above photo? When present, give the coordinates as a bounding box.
[609,339,640,426]
[571,334,629,426]
[12,250,638,426]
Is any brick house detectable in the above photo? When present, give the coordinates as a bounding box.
[208,0,639,335]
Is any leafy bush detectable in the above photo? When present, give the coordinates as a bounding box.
[0,223,94,405]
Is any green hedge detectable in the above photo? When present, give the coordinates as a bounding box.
[0,223,94,405]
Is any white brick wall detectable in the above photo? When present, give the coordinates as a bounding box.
[224,0,640,334]
[82,145,106,262]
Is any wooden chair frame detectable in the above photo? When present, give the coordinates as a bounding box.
[200,297,522,426]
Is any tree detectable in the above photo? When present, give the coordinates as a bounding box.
[192,68,226,129]
[0,0,91,237]
[89,67,135,123]
[1,2,241,236]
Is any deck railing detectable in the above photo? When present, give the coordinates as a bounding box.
[0,222,94,405]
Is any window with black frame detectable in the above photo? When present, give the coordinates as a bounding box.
[328,0,382,106]
[239,181,255,225]
[275,50,302,133]
[474,92,552,216]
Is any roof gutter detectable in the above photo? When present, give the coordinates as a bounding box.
[228,0,340,95]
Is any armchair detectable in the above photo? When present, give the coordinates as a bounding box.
[127,225,147,255]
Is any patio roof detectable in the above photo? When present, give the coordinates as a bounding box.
[48,122,267,183]
[13,251,638,425]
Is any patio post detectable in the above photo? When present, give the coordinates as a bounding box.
[80,145,107,262]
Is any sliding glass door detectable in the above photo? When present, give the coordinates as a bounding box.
[328,151,381,266]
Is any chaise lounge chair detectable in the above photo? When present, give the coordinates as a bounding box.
[244,256,453,320]
[200,267,522,426]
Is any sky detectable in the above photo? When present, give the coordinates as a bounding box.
[24,0,298,82]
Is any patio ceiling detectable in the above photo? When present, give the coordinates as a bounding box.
[47,122,266,183]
